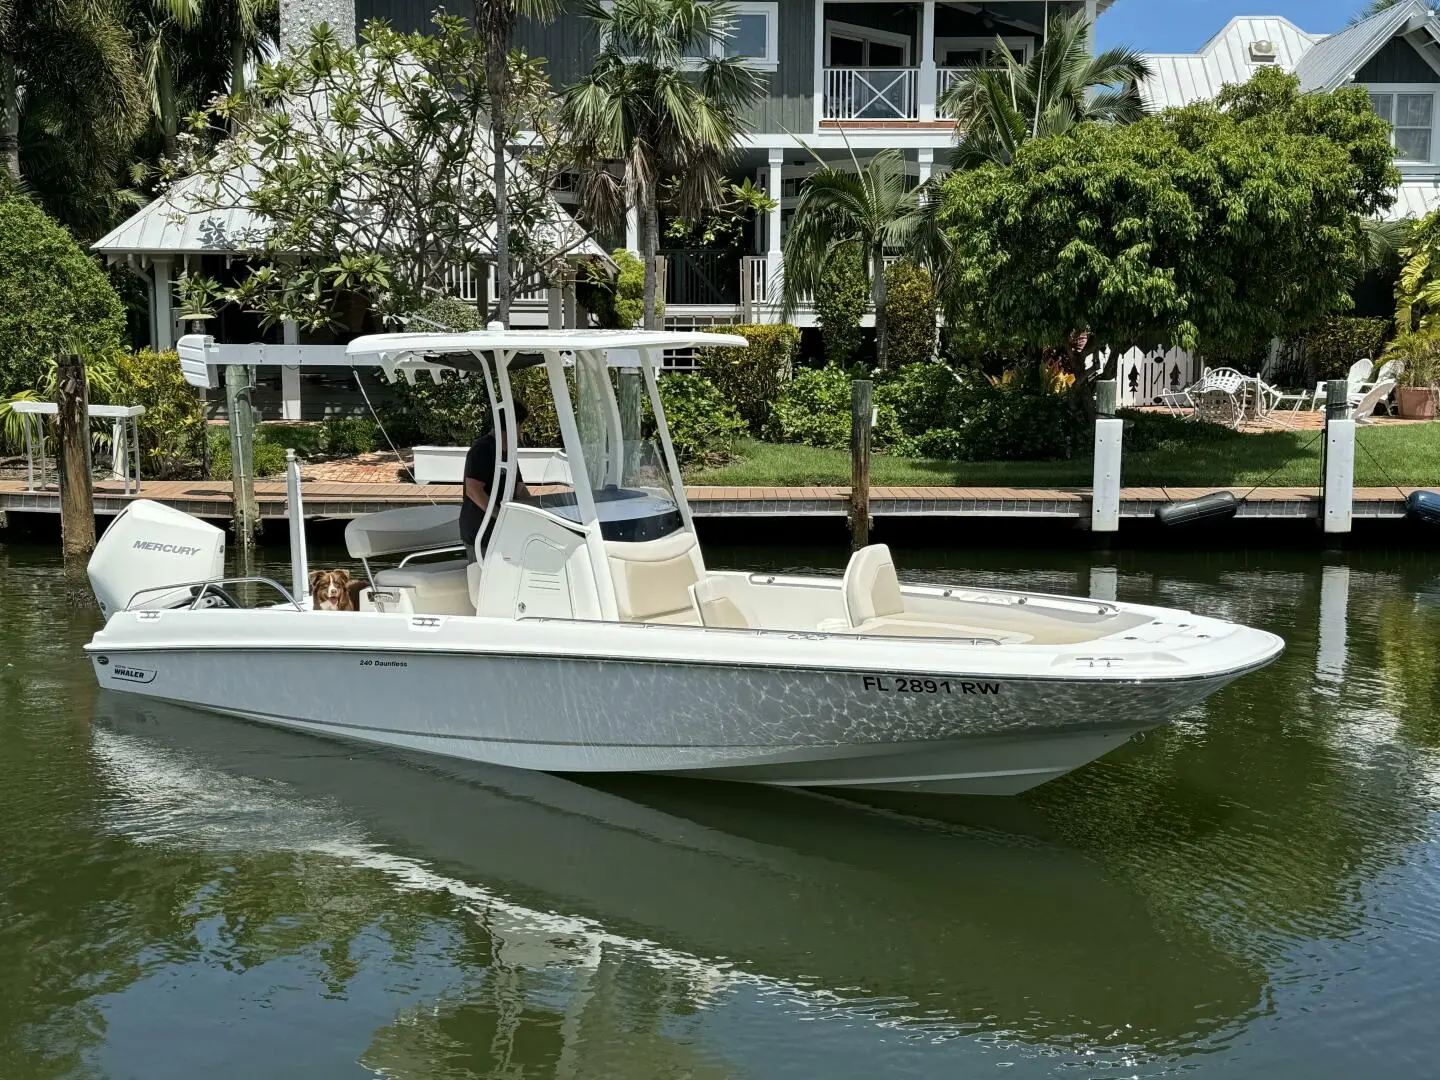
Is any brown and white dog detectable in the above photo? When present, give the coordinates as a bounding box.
[309,569,367,611]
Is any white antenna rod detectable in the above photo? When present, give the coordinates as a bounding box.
[285,449,309,606]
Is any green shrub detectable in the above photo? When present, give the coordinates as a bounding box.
[410,294,484,331]
[882,258,937,365]
[584,249,656,329]
[815,245,869,368]
[884,370,1088,462]
[772,365,899,449]
[652,373,746,467]
[1301,315,1389,382]
[0,194,126,394]
[319,417,380,455]
[697,324,799,436]
[209,431,289,479]
[111,349,205,478]
[875,361,965,437]
[1116,407,1247,453]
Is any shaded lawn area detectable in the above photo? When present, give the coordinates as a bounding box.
[690,426,1440,489]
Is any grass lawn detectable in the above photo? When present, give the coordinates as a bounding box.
[690,426,1440,489]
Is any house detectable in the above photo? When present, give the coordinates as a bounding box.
[95,0,1113,378]
[1139,0,1440,221]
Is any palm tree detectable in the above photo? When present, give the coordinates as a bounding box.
[781,147,943,369]
[129,0,278,158]
[1353,0,1439,22]
[0,0,148,234]
[472,0,560,326]
[562,0,762,329]
[940,9,1152,170]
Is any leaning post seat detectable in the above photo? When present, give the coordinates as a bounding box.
[605,529,706,624]
[344,504,474,616]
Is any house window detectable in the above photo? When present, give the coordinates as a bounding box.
[935,36,1033,69]
[825,22,912,67]
[1370,90,1434,162]
[608,1,778,70]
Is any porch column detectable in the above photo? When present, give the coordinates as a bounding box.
[917,147,934,186]
[281,320,302,421]
[547,285,563,329]
[562,265,580,329]
[918,0,937,121]
[766,147,784,315]
[813,0,825,130]
[625,170,640,253]
[153,256,175,351]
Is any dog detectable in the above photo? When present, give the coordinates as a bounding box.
[309,569,367,611]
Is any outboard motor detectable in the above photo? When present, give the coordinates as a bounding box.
[89,500,226,619]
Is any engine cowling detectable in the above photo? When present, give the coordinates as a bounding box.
[88,500,226,619]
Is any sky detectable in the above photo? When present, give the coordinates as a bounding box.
[1095,0,1365,53]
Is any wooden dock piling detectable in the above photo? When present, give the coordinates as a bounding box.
[56,353,95,560]
[225,364,260,553]
[850,379,873,550]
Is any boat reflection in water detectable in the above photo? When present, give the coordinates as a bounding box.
[93,694,1266,1074]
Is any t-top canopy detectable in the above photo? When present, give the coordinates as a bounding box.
[345,329,749,367]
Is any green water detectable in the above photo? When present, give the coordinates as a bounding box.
[3,539,1439,1079]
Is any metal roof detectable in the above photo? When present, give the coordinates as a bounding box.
[1388,178,1440,220]
[1140,16,1321,111]
[1295,0,1440,91]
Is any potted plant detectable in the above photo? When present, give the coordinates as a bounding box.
[1382,331,1440,419]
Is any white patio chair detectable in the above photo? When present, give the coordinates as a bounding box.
[1191,369,1248,428]
[1312,358,1379,411]
[1254,377,1308,423]
[1359,358,1403,415]
[1353,379,1397,424]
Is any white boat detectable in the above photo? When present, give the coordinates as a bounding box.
[84,329,1284,795]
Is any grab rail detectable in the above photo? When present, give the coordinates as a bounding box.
[124,576,302,612]
[520,615,1005,647]
[397,545,467,568]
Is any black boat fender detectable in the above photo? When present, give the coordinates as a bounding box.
[1155,491,1239,528]
[1406,489,1440,526]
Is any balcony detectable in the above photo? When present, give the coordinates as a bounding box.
[823,67,976,123]
[824,67,920,121]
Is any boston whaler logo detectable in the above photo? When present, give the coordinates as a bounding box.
[133,539,202,556]
[111,663,157,684]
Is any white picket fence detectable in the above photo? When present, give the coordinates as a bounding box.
[1110,346,1204,408]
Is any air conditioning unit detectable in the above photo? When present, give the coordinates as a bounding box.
[1249,39,1279,63]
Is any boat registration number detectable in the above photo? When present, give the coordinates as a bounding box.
[862,676,1001,695]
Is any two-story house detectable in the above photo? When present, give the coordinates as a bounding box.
[95,0,1107,381]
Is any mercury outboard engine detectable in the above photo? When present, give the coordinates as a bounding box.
[88,500,227,619]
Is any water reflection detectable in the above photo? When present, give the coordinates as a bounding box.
[91,696,1265,1068]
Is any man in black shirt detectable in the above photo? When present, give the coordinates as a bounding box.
[460,400,529,561]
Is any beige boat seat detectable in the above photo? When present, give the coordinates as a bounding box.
[606,530,704,625]
[829,544,1031,643]
[689,576,755,629]
[372,558,474,615]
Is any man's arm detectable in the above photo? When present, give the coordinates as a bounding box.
[464,476,489,511]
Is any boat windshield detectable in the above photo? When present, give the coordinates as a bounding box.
[522,350,684,543]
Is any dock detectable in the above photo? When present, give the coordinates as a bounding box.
[0,478,1417,523]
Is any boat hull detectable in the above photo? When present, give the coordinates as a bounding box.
[89,642,1246,794]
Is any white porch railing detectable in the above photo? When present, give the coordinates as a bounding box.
[444,264,549,305]
[823,67,919,121]
[936,67,965,103]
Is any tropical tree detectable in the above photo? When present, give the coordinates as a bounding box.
[0,0,149,236]
[179,19,590,331]
[781,148,943,369]
[1353,0,1438,22]
[562,0,762,330]
[939,72,1398,375]
[471,0,560,325]
[939,9,1152,170]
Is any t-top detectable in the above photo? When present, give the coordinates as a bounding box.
[459,432,507,548]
